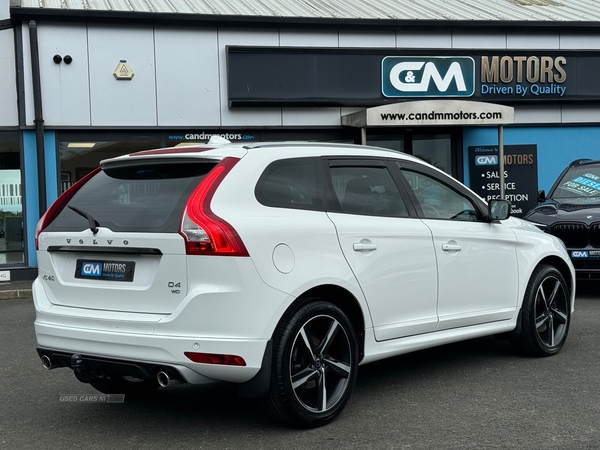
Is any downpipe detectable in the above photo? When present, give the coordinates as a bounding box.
[28,20,47,216]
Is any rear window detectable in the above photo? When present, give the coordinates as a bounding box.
[255,157,324,210]
[552,165,600,202]
[45,161,216,233]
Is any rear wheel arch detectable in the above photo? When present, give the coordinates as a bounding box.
[263,295,360,427]
[294,285,366,361]
[238,285,365,402]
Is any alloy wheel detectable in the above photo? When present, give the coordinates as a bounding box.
[534,274,569,348]
[289,314,353,413]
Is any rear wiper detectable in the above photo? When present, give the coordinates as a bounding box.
[68,205,100,235]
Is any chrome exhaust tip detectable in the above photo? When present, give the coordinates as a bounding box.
[41,354,53,370]
[157,371,182,388]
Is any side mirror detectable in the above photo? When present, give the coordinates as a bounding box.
[489,199,511,221]
[537,190,546,203]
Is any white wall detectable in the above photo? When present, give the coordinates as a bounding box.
[0,28,17,126]
[88,24,157,126]
[36,24,90,125]
[0,0,8,21]
[18,23,600,128]
[155,27,220,126]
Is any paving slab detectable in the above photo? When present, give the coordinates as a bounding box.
[0,280,33,300]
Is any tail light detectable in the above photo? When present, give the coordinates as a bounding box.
[179,157,249,256]
[35,168,101,250]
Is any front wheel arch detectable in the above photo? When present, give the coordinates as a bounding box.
[536,255,574,299]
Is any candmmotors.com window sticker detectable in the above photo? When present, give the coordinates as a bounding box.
[561,173,600,197]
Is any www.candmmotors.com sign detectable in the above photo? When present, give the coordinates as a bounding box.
[382,57,475,98]
[342,100,514,127]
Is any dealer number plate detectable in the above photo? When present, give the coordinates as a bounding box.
[75,260,135,282]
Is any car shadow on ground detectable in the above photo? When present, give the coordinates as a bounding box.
[575,279,599,297]
[45,276,594,433]
[59,335,518,430]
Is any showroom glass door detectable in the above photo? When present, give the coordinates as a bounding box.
[366,128,462,181]
[0,132,24,265]
[411,133,453,175]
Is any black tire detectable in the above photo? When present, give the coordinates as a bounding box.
[262,299,359,428]
[511,264,570,357]
[90,377,159,399]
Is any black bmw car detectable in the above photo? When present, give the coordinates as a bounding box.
[525,158,600,279]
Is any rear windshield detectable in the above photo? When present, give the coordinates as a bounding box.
[552,165,600,203]
[45,161,216,233]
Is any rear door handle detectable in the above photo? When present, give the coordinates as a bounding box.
[442,243,462,252]
[353,243,377,252]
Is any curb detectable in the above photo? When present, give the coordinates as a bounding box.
[0,289,33,300]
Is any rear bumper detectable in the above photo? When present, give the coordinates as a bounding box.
[32,273,277,384]
[34,320,269,384]
[32,251,290,385]
[37,348,202,384]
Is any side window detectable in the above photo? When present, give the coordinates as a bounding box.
[402,169,479,221]
[255,158,324,210]
[329,166,409,217]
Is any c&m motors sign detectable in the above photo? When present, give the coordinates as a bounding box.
[382,57,475,98]
[227,47,600,106]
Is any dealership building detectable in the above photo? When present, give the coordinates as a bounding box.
[1,0,600,277]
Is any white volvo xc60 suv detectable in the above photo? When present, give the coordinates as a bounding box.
[34,139,575,427]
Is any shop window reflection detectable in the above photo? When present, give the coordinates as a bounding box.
[366,137,404,153]
[59,140,160,193]
[412,134,452,175]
